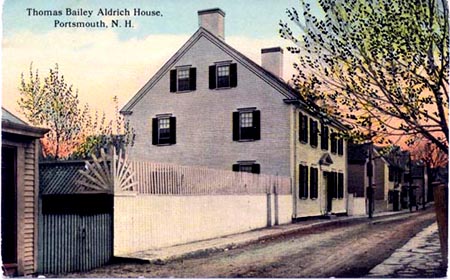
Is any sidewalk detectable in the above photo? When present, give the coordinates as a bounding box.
[366,222,447,278]
[116,208,418,263]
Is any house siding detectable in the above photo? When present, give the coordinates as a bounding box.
[292,110,347,218]
[126,36,291,177]
[2,138,38,275]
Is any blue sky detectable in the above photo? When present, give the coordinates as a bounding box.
[2,0,319,119]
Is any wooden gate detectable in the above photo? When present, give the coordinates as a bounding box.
[39,194,113,274]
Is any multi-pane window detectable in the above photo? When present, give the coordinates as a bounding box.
[240,112,253,128]
[232,162,260,174]
[170,67,196,92]
[299,112,308,143]
[321,124,329,150]
[217,65,230,88]
[299,164,309,199]
[310,167,318,199]
[233,109,261,141]
[158,118,170,141]
[209,63,237,89]
[152,116,176,145]
[177,69,190,91]
[310,119,318,148]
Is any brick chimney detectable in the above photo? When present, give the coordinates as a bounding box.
[198,8,225,40]
[261,47,284,78]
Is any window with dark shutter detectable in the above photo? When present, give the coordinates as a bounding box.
[310,119,318,148]
[152,115,176,145]
[338,172,344,199]
[233,109,261,141]
[232,162,260,174]
[338,137,344,155]
[170,67,196,92]
[210,63,237,89]
[330,131,337,154]
[299,112,308,143]
[321,123,329,150]
[299,164,309,199]
[310,167,318,199]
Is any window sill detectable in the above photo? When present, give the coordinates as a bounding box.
[237,139,258,142]
[155,143,175,146]
[299,140,308,144]
[213,87,232,90]
[299,197,308,200]
[175,90,194,94]
[310,144,318,148]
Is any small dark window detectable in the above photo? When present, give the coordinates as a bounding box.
[299,112,308,143]
[209,63,237,89]
[321,123,329,150]
[337,172,344,199]
[170,68,196,92]
[310,119,318,148]
[310,167,318,199]
[338,138,344,155]
[299,164,309,199]
[233,110,260,141]
[152,116,176,145]
[330,131,337,154]
[232,162,260,174]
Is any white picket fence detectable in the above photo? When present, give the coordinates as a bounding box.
[128,161,292,195]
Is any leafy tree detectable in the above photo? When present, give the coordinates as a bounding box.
[19,64,81,159]
[18,64,135,160]
[71,97,135,159]
[280,0,448,153]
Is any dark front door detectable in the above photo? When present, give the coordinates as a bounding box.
[324,171,333,213]
[2,146,18,270]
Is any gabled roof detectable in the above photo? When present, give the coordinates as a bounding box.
[121,27,303,113]
[121,27,348,130]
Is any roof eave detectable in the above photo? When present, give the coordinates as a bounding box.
[2,120,49,138]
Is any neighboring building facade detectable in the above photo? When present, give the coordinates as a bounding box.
[347,143,391,213]
[2,108,48,276]
[121,8,348,218]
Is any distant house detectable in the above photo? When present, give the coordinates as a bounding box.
[2,108,48,276]
[347,144,414,213]
[348,143,391,213]
[120,8,349,218]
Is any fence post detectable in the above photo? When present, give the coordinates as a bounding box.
[433,181,448,265]
[266,184,272,227]
[274,178,279,226]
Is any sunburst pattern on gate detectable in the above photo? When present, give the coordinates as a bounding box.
[77,148,137,193]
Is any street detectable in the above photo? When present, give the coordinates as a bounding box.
[54,209,439,278]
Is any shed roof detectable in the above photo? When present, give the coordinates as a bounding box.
[2,107,27,124]
[2,107,49,138]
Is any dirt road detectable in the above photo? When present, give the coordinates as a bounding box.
[55,209,437,278]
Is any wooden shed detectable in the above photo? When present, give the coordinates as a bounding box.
[38,161,113,274]
[1,108,48,276]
